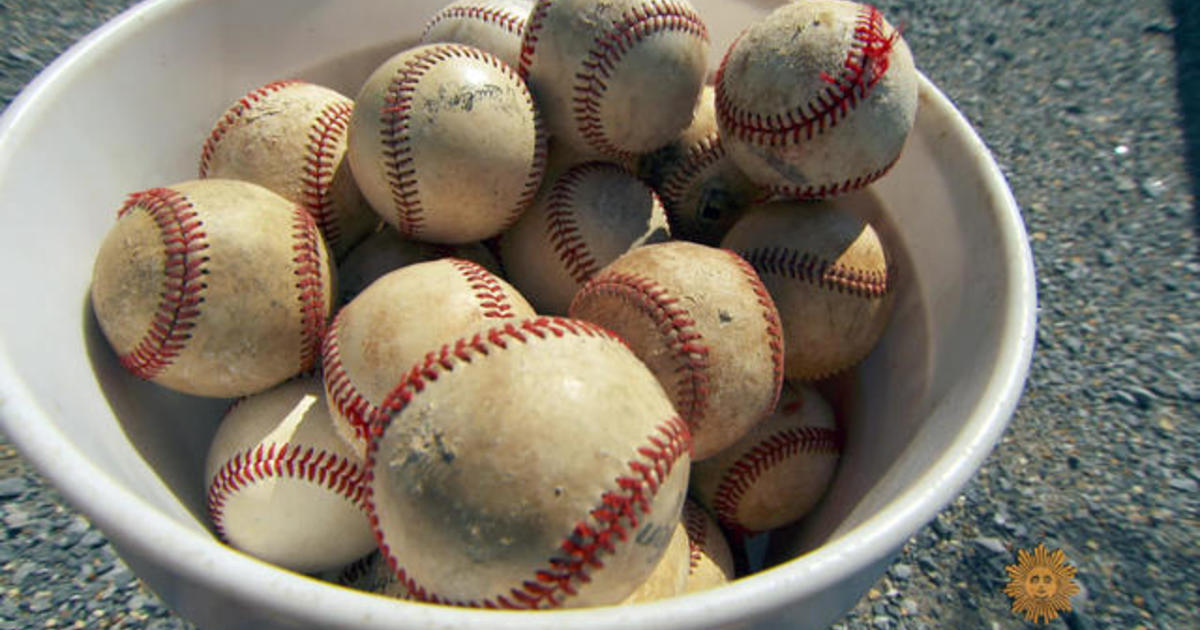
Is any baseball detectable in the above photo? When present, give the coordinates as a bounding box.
[90,179,334,398]
[519,0,710,158]
[681,498,734,593]
[420,0,533,70]
[498,161,671,315]
[619,522,690,604]
[204,376,376,573]
[198,80,377,259]
[366,317,692,608]
[318,552,412,601]
[714,0,917,198]
[348,43,546,244]
[721,199,894,379]
[336,225,502,303]
[322,258,535,457]
[690,381,842,533]
[569,241,784,460]
[650,85,763,245]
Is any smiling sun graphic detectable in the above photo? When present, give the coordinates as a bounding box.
[1004,542,1080,623]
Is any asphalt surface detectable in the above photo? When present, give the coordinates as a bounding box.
[1,0,1198,629]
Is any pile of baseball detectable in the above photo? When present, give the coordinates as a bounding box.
[89,0,917,610]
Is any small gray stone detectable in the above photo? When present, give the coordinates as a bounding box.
[1140,177,1167,198]
[973,537,1008,556]
[26,592,52,613]
[901,598,920,616]
[0,477,28,499]
[1168,477,1198,492]
[872,615,895,630]
[1114,176,1137,192]
[79,530,106,548]
[890,563,913,580]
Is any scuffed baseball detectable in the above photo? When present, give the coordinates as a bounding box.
[205,376,375,573]
[690,382,842,534]
[721,199,894,379]
[322,258,535,457]
[681,498,734,593]
[519,0,710,158]
[620,522,690,604]
[645,85,763,245]
[714,0,917,198]
[498,162,671,315]
[367,317,692,608]
[348,43,546,244]
[336,225,502,303]
[317,552,412,601]
[91,179,334,398]
[421,0,533,69]
[198,80,377,259]
[569,241,783,460]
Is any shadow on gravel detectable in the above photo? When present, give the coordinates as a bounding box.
[1171,0,1200,254]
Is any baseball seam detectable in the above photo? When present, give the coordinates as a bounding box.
[198,79,300,178]
[571,0,709,157]
[207,441,369,542]
[725,250,785,418]
[736,246,892,299]
[710,426,841,533]
[714,5,896,147]
[365,317,691,609]
[543,163,611,285]
[380,44,540,240]
[116,188,210,381]
[659,130,726,218]
[321,312,374,445]
[422,2,528,40]
[291,207,327,372]
[682,502,708,572]
[767,155,899,200]
[517,1,551,79]
[448,258,519,319]
[301,99,354,251]
[570,270,711,427]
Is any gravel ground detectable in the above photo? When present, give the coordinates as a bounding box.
[1,0,1197,629]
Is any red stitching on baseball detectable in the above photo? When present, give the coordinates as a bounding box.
[767,154,899,200]
[682,502,708,572]
[448,258,519,319]
[116,188,210,380]
[301,99,353,250]
[517,1,551,79]
[571,0,709,157]
[725,250,785,418]
[321,311,373,445]
[714,5,896,147]
[198,80,301,178]
[659,130,725,218]
[710,426,841,533]
[207,441,369,542]
[570,270,711,426]
[422,2,528,40]
[544,163,654,285]
[364,317,684,608]
[380,44,538,238]
[737,246,891,299]
[291,207,327,372]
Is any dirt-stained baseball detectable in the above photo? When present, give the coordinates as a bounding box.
[690,381,842,533]
[714,0,917,199]
[721,199,894,379]
[519,0,710,158]
[322,258,534,457]
[681,498,734,593]
[647,85,762,245]
[619,522,690,604]
[569,241,783,461]
[421,0,533,69]
[498,162,671,314]
[348,43,546,244]
[198,80,377,259]
[90,179,334,398]
[205,376,376,573]
[366,317,692,608]
[336,225,502,303]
